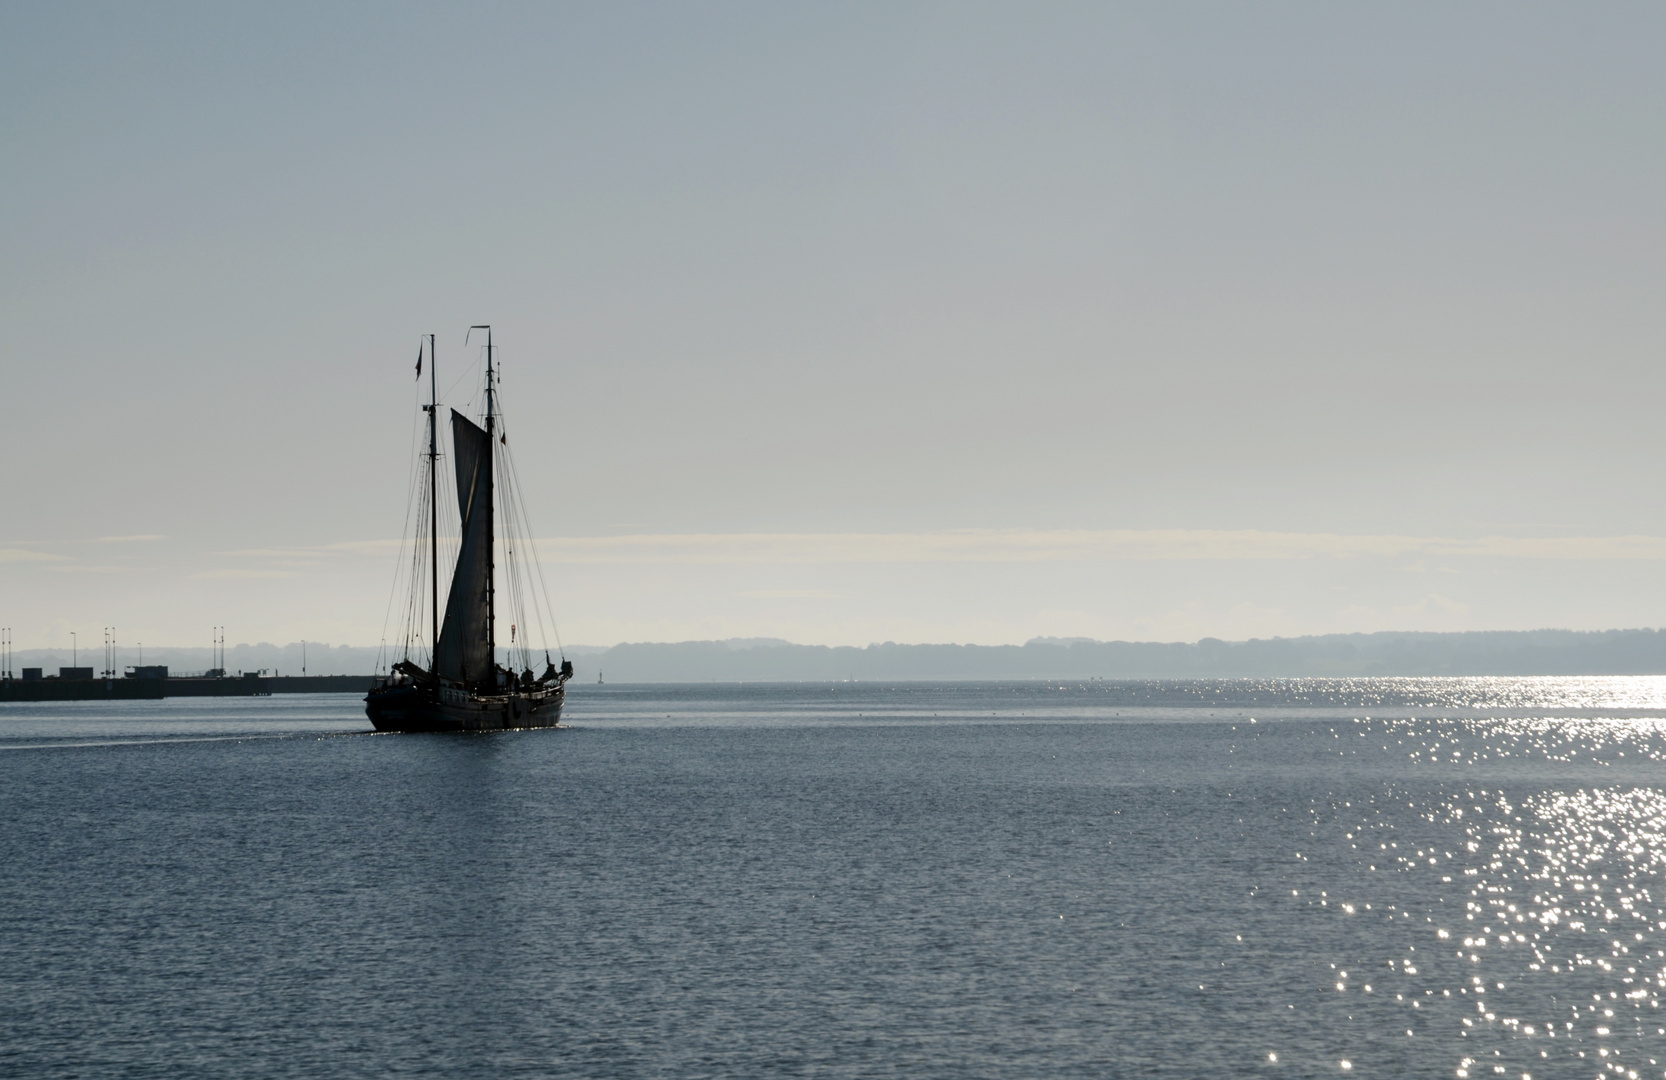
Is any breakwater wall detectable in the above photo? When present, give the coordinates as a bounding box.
[1,675,377,702]
[0,679,165,702]
[268,676,377,694]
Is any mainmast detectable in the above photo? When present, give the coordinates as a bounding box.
[471,324,497,676]
[427,333,438,663]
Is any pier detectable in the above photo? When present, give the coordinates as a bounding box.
[0,673,376,702]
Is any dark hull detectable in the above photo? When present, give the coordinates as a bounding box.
[364,681,565,732]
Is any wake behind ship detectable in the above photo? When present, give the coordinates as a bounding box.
[366,327,572,732]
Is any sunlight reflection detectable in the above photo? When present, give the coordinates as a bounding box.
[1300,713,1666,1078]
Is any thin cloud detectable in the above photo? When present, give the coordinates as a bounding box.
[322,540,405,557]
[95,534,164,543]
[742,590,850,599]
[285,529,1666,566]
[219,541,401,559]
[522,529,1666,565]
[1393,593,1471,618]
[0,549,65,563]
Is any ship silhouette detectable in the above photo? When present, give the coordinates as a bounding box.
[366,327,572,731]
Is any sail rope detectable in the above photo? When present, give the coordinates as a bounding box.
[399,475,430,662]
[492,394,567,672]
[497,412,535,674]
[377,375,472,677]
[375,391,431,676]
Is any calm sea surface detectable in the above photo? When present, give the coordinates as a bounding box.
[5,679,1666,1078]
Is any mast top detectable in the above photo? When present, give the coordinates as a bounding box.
[467,325,494,428]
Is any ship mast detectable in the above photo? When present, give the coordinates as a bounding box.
[427,333,438,664]
[471,324,496,677]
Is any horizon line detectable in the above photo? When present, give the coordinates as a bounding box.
[8,626,1666,655]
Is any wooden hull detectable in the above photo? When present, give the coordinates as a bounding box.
[364,681,565,732]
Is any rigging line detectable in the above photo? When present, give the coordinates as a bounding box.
[398,409,434,660]
[504,465,533,644]
[434,431,461,612]
[494,412,540,672]
[501,493,518,664]
[500,469,533,672]
[439,351,483,409]
[505,448,557,658]
[456,342,498,422]
[494,410,535,662]
[496,407,565,658]
[510,499,536,669]
[506,451,552,659]
[377,398,431,674]
[404,479,433,661]
[401,388,436,661]
[400,498,417,653]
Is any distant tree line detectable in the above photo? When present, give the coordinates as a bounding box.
[587,629,1666,682]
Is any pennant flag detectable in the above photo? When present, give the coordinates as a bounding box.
[415,345,423,380]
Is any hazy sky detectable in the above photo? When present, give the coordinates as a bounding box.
[4,2,1666,650]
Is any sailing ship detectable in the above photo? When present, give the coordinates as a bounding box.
[366,326,572,732]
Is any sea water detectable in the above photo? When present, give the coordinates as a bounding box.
[3,679,1666,1078]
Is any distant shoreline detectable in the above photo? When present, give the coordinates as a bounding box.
[14,628,1666,682]
[584,629,1666,681]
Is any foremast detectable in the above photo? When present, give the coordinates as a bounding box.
[427,333,439,663]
